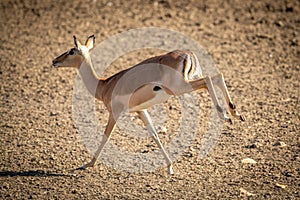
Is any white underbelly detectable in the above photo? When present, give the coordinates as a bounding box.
[129,90,170,112]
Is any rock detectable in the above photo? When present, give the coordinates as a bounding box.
[240,188,255,196]
[274,21,284,27]
[242,158,257,164]
[273,141,287,147]
[157,126,167,133]
[50,111,58,116]
[189,147,195,152]
[245,143,257,149]
[275,183,287,189]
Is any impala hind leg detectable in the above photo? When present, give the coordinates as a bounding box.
[188,77,231,123]
[77,113,117,170]
[205,76,233,124]
[137,110,174,174]
[212,73,245,121]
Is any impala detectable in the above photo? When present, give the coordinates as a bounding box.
[52,35,245,174]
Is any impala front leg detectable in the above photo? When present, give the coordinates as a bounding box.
[137,110,174,174]
[77,113,117,170]
[211,73,245,121]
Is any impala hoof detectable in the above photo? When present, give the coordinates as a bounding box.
[168,165,174,175]
[225,117,233,125]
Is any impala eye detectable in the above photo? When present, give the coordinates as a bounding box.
[69,49,74,55]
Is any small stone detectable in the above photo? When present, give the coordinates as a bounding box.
[50,111,58,116]
[157,126,167,133]
[71,189,77,194]
[245,143,257,149]
[189,147,195,152]
[242,158,257,164]
[275,183,287,189]
[273,141,287,147]
[274,21,284,27]
[240,188,255,196]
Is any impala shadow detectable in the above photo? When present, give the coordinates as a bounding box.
[0,170,75,177]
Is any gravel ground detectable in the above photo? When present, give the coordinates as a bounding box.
[1,0,299,199]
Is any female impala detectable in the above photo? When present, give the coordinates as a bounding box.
[52,35,244,174]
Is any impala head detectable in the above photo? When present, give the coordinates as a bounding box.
[52,35,95,68]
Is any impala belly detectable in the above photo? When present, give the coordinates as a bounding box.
[129,84,170,112]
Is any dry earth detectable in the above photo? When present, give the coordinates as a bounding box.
[1,0,299,199]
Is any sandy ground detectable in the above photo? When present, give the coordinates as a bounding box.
[1,0,299,199]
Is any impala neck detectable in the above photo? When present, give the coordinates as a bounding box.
[78,55,105,100]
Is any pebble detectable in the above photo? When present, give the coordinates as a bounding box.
[189,147,195,152]
[157,126,167,133]
[241,158,257,164]
[273,141,287,147]
[245,143,257,149]
[275,183,287,189]
[239,188,255,196]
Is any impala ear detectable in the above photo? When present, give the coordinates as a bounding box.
[73,35,82,49]
[85,35,95,51]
